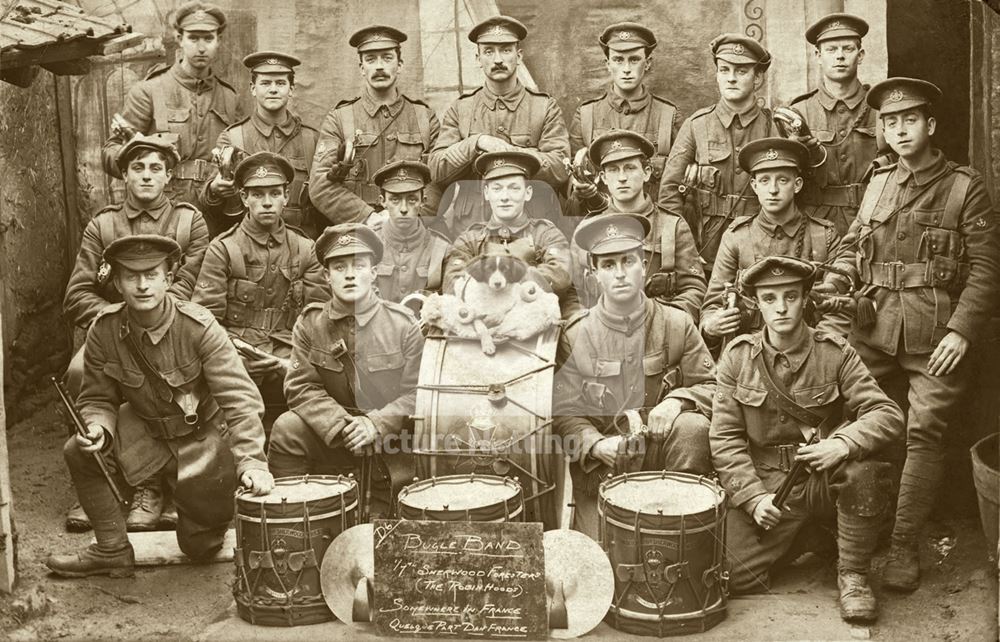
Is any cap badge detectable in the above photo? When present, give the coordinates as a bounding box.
[254,166,269,178]
[191,9,209,21]
[610,140,623,150]
[397,168,408,178]
[370,32,386,41]
[337,235,356,246]
[771,266,784,276]
[493,159,506,168]
[765,149,778,161]
[733,43,745,55]
[489,24,506,36]
[888,89,904,103]
[618,31,632,40]
[605,224,621,239]
[828,20,842,29]
[265,57,279,65]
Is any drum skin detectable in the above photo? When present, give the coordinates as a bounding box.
[598,471,728,636]
[413,329,560,528]
[397,474,524,522]
[234,475,359,627]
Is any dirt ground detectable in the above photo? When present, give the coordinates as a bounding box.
[0,390,997,641]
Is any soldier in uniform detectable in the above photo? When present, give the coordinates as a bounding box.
[569,22,677,203]
[370,160,452,303]
[553,213,717,538]
[442,151,573,310]
[267,224,424,513]
[788,13,878,236]
[570,130,705,319]
[429,16,570,237]
[102,1,241,220]
[820,78,1000,591]
[202,51,321,237]
[64,134,210,532]
[193,152,328,432]
[702,138,842,343]
[47,235,273,578]
[658,34,796,274]
[711,256,903,622]
[308,26,440,228]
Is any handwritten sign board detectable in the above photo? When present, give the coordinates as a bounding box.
[372,519,547,639]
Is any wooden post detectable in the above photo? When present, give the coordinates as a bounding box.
[0,295,15,593]
[56,76,82,273]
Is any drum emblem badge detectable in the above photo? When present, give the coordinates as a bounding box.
[455,402,514,475]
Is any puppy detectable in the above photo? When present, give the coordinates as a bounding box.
[459,255,529,355]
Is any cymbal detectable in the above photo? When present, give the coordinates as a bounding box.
[544,529,613,639]
[320,523,374,626]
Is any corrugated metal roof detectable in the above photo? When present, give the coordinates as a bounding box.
[1,0,129,54]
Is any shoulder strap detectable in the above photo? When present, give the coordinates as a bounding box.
[941,171,972,230]
[580,102,595,148]
[426,236,449,290]
[456,97,476,140]
[414,104,432,149]
[660,215,677,272]
[691,114,709,163]
[752,350,825,427]
[176,206,193,251]
[665,309,685,369]
[808,221,827,262]
[149,80,170,134]
[97,213,116,250]
[228,123,245,151]
[122,325,175,404]
[220,234,246,279]
[655,102,675,154]
[337,102,357,143]
[855,170,891,226]
[290,232,304,277]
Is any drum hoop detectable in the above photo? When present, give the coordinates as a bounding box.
[608,596,726,621]
[236,474,359,505]
[598,514,722,537]
[599,472,724,518]
[399,474,522,506]
[236,502,359,524]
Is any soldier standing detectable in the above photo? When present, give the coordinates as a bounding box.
[267,225,424,513]
[63,135,210,533]
[570,131,704,319]
[569,22,677,203]
[788,13,878,236]
[553,213,716,538]
[102,1,241,215]
[370,160,452,303]
[429,16,570,237]
[202,51,321,237]
[442,151,572,309]
[701,138,842,343]
[193,152,327,430]
[821,78,1000,591]
[47,235,272,578]
[309,26,440,228]
[657,34,787,274]
[711,255,903,622]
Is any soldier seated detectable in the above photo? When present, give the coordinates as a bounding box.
[701,137,845,345]
[553,213,717,539]
[267,224,424,516]
[193,152,327,435]
[47,235,273,578]
[569,130,705,320]
[711,255,903,623]
[443,151,573,315]
[370,160,451,303]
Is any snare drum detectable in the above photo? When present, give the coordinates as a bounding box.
[599,471,727,636]
[397,474,524,522]
[234,475,359,626]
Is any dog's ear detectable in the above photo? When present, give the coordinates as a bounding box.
[506,256,529,283]
[464,255,491,282]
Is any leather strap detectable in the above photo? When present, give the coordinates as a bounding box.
[122,322,175,404]
[752,349,824,427]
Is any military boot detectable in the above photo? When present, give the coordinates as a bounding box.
[126,483,163,532]
[159,500,178,530]
[837,570,877,622]
[46,543,135,578]
[882,543,920,591]
[64,502,91,532]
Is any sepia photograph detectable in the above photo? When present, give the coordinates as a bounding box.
[0,0,998,639]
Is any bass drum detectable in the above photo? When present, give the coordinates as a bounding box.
[413,327,562,529]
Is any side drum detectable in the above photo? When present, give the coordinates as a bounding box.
[397,474,524,522]
[234,475,359,626]
[599,471,727,636]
